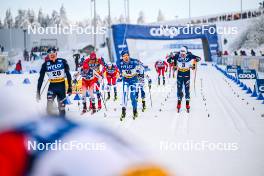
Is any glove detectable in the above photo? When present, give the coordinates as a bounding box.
[36,92,41,102]
[192,64,196,70]
[67,87,73,96]
[73,79,78,85]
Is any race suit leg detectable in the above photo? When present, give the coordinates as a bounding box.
[106,77,111,93]
[122,81,129,108]
[112,77,117,94]
[129,80,137,110]
[47,87,56,116]
[177,75,184,101]
[184,76,190,100]
[47,82,66,117]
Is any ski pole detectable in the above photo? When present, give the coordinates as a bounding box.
[40,79,49,96]
[193,63,198,96]
[148,82,153,108]
[101,89,108,111]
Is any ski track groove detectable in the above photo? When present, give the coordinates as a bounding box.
[203,67,242,134]
[210,67,255,134]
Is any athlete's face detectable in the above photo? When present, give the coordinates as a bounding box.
[49,52,57,62]
[180,51,187,58]
[122,54,130,62]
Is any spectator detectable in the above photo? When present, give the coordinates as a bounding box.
[234,51,238,56]
[44,55,50,62]
[1,45,4,52]
[73,52,81,71]
[23,49,29,61]
[223,50,229,56]
[240,50,247,56]
[251,49,256,56]
[15,60,22,73]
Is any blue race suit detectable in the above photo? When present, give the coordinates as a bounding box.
[117,58,141,110]
[170,52,200,100]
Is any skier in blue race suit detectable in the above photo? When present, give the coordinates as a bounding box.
[117,50,142,120]
[168,46,201,112]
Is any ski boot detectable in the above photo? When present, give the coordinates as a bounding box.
[163,76,165,85]
[107,92,111,100]
[114,91,118,101]
[177,100,181,113]
[91,102,97,114]
[81,102,87,114]
[97,99,102,111]
[186,100,190,113]
[133,108,138,120]
[142,100,146,112]
[120,107,126,121]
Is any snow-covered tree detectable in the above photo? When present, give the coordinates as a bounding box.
[157,9,165,22]
[0,19,3,29]
[137,11,145,24]
[4,9,14,28]
[27,9,36,24]
[50,10,60,26]
[60,5,69,26]
[14,9,27,28]
[230,16,264,50]
[37,8,45,27]
[42,14,50,27]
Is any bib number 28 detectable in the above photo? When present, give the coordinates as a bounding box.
[52,70,62,77]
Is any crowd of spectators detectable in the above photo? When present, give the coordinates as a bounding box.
[217,49,264,57]
[23,46,59,61]
[190,5,264,25]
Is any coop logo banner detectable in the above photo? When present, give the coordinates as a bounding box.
[150,25,180,38]
[256,79,264,93]
[27,24,107,35]
[226,65,241,73]
[237,69,257,79]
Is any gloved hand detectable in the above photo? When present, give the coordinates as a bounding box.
[73,79,78,85]
[192,64,196,70]
[36,92,41,102]
[67,87,73,96]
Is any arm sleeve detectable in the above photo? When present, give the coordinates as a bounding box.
[64,60,72,88]
[190,54,201,62]
[37,63,46,94]
[173,55,178,67]
[100,57,107,67]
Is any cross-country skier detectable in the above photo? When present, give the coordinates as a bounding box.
[155,58,168,85]
[83,51,106,110]
[73,61,102,114]
[167,52,176,78]
[171,46,201,112]
[102,62,120,101]
[37,48,72,117]
[117,50,142,120]
[135,61,149,112]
